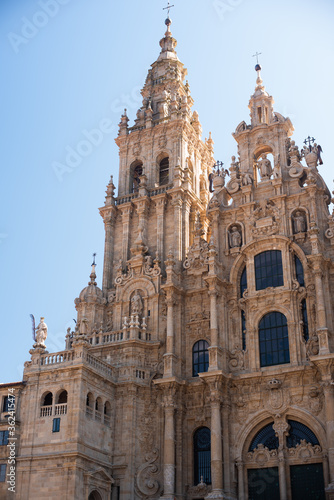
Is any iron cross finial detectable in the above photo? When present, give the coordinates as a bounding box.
[252,52,262,65]
[303,136,315,152]
[163,1,175,17]
[92,253,97,266]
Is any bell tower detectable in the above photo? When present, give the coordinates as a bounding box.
[99,16,214,294]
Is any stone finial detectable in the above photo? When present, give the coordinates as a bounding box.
[105,175,116,206]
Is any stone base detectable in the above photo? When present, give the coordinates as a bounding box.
[326,482,334,499]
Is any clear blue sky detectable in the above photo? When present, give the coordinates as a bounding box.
[1,0,333,382]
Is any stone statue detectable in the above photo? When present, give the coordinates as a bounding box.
[35,317,48,347]
[293,211,306,234]
[229,226,242,248]
[131,291,143,316]
[257,154,272,179]
[242,171,253,186]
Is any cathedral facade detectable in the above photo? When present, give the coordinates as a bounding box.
[1,16,334,500]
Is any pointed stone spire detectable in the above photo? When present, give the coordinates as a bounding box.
[248,63,275,127]
[88,253,97,286]
[158,16,178,61]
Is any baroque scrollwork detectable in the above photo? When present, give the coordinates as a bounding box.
[135,448,162,499]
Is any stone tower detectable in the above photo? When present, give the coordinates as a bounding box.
[3,16,334,500]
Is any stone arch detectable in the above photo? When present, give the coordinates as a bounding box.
[119,277,156,302]
[56,389,68,404]
[86,392,94,408]
[129,159,144,193]
[41,391,53,406]
[88,490,102,500]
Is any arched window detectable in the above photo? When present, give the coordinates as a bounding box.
[259,312,290,367]
[159,157,169,185]
[301,299,309,342]
[194,427,211,485]
[192,340,209,377]
[241,310,246,351]
[86,392,93,407]
[254,250,283,290]
[130,162,143,193]
[286,420,319,448]
[295,255,305,286]
[249,422,279,452]
[240,266,247,297]
[43,392,53,406]
[57,390,67,404]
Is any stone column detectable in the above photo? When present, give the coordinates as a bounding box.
[222,401,231,493]
[208,289,220,371]
[323,381,334,488]
[155,196,167,264]
[184,199,191,257]
[236,460,245,500]
[166,294,174,354]
[209,290,218,346]
[161,398,176,499]
[273,416,289,500]
[120,204,132,263]
[313,266,330,354]
[172,196,183,262]
[164,292,177,377]
[102,214,116,290]
[207,389,224,499]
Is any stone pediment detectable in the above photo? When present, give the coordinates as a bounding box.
[84,468,114,484]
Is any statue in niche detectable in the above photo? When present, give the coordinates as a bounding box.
[131,291,143,316]
[242,171,253,186]
[257,154,272,179]
[229,226,242,248]
[293,211,307,234]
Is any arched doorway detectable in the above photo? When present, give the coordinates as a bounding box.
[244,419,325,500]
[88,490,102,500]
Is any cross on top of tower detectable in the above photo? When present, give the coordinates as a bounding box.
[163,1,175,18]
[304,135,315,152]
[92,253,97,267]
[253,52,262,64]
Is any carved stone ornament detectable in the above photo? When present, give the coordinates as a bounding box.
[287,440,322,462]
[228,347,245,371]
[250,200,280,237]
[246,443,278,465]
[187,478,212,499]
[184,215,209,270]
[135,448,162,499]
[158,135,167,149]
[267,378,284,410]
[306,333,320,358]
[133,143,142,156]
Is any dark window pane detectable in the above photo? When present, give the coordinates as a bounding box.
[259,312,289,367]
[255,251,283,291]
[192,340,209,377]
[194,427,211,485]
[295,255,305,287]
[286,420,319,448]
[240,267,247,297]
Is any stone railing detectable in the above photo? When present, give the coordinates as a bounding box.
[115,183,173,206]
[36,350,114,381]
[41,351,75,365]
[55,403,67,416]
[88,329,152,346]
[40,405,52,417]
